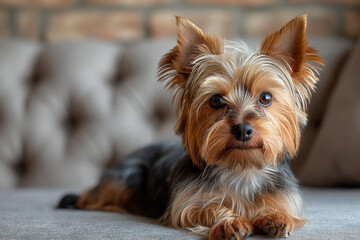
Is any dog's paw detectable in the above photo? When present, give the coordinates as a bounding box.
[209,217,252,240]
[259,219,290,238]
[252,212,295,238]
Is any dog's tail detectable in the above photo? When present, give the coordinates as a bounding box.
[57,194,79,209]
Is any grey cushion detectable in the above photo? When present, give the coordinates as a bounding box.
[298,36,360,187]
[0,188,359,240]
[0,39,178,189]
[0,37,356,189]
[292,37,354,175]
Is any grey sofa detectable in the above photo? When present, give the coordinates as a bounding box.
[0,36,359,239]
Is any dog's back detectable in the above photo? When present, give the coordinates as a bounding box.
[58,141,187,218]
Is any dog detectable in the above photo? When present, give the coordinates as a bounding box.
[58,15,323,239]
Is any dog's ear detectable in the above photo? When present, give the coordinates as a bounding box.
[174,16,223,73]
[158,17,223,91]
[260,15,323,107]
[157,17,224,150]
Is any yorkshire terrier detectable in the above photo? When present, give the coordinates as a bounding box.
[59,15,323,239]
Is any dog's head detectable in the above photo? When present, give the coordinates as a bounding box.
[158,15,323,169]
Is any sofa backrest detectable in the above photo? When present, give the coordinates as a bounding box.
[0,37,354,188]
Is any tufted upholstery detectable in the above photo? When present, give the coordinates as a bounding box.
[0,39,177,189]
[0,37,354,189]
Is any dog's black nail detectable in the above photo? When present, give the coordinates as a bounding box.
[279,228,287,237]
[268,226,277,235]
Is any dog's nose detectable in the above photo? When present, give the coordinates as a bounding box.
[232,123,254,142]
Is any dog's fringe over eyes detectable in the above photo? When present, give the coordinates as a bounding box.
[60,14,323,240]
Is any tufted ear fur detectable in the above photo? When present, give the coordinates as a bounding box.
[174,16,224,73]
[260,15,324,110]
[158,16,224,138]
[158,16,224,94]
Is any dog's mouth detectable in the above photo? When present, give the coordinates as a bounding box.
[226,141,264,151]
[212,135,266,167]
[215,141,264,160]
[212,140,267,169]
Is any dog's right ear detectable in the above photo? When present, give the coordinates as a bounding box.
[260,15,324,110]
[158,16,223,91]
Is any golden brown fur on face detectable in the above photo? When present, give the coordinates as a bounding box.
[158,15,323,169]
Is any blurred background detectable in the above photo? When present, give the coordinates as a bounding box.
[0,0,359,43]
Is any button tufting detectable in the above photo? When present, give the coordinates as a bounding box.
[62,109,84,135]
[1,40,180,188]
[62,99,86,135]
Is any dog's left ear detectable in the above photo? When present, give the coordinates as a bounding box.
[260,15,323,107]
[158,16,223,91]
[174,16,223,73]
[158,17,224,149]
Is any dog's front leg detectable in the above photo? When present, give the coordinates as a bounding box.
[167,203,252,240]
[208,211,252,240]
[251,207,305,238]
[250,192,306,238]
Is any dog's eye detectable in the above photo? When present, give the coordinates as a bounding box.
[259,91,272,107]
[210,94,225,109]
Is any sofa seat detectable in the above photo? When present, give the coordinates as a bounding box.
[0,188,359,240]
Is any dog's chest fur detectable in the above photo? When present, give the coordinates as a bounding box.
[168,162,281,222]
[208,166,277,202]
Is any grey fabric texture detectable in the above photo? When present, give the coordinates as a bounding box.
[0,188,359,240]
[0,37,356,189]
[298,36,360,186]
[292,37,354,175]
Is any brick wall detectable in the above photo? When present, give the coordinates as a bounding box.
[0,0,359,43]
